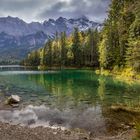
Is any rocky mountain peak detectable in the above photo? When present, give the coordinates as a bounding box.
[0,16,103,60]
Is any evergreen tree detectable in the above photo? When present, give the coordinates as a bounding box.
[126,1,140,72]
[98,0,140,73]
[45,39,53,67]
[88,29,99,67]
[40,48,45,66]
[72,28,82,66]
[53,31,61,65]
[60,31,67,66]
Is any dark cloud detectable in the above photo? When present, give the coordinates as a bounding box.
[0,0,111,23]
[38,0,111,22]
[0,0,49,14]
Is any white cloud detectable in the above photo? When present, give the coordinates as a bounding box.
[0,0,111,23]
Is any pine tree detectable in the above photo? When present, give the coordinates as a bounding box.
[53,31,61,65]
[40,48,45,66]
[72,28,82,66]
[99,29,108,70]
[126,2,140,72]
[90,29,99,67]
[45,39,53,67]
[98,0,139,73]
[60,31,67,66]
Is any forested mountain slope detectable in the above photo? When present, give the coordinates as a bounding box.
[0,16,102,63]
[23,0,140,79]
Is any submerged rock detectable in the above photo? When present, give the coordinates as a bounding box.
[6,95,21,105]
[110,105,140,114]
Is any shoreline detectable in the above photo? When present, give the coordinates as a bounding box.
[0,122,136,140]
[25,65,140,84]
[0,101,138,140]
[0,67,140,139]
[13,65,140,84]
[95,69,140,85]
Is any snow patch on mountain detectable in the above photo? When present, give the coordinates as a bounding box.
[0,16,103,60]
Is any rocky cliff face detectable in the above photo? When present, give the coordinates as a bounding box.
[0,16,102,61]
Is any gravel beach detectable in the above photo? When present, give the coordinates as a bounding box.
[0,122,136,140]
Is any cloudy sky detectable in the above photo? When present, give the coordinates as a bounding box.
[0,0,111,23]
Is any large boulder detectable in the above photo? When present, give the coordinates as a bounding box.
[6,95,21,105]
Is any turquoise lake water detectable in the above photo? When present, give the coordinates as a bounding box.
[0,66,139,135]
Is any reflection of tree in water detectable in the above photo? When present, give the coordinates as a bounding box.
[27,70,140,109]
[0,70,140,135]
[28,71,100,108]
[101,102,140,135]
[98,76,106,101]
[96,75,140,134]
[98,80,140,135]
[123,85,140,108]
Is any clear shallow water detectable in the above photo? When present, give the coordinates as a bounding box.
[0,66,140,135]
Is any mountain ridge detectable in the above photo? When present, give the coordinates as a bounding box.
[0,16,103,62]
[0,16,102,36]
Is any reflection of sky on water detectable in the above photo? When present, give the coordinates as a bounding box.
[0,69,139,109]
[0,71,58,75]
[0,68,140,134]
[0,105,106,134]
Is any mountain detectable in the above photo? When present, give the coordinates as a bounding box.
[0,16,102,62]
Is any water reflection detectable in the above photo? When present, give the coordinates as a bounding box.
[98,76,106,101]
[0,69,140,107]
[0,105,107,134]
[0,69,140,134]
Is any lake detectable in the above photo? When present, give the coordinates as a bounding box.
[0,66,140,136]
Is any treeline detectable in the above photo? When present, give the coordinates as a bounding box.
[22,28,99,68]
[99,0,140,74]
[22,0,140,75]
[0,60,19,65]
